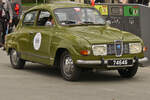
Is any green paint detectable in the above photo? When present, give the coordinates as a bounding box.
[124,6,140,16]
[5,3,144,69]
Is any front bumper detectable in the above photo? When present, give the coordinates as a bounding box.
[138,57,149,63]
[76,57,148,67]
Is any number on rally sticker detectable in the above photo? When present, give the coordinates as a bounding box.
[113,60,128,65]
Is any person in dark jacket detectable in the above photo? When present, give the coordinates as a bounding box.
[138,0,149,6]
[11,0,22,30]
[0,0,4,47]
[0,0,12,48]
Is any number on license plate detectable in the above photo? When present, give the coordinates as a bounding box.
[113,60,128,65]
[108,59,133,66]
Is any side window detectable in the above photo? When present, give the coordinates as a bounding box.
[23,11,37,26]
[37,11,54,26]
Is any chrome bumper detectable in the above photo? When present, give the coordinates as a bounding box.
[138,57,149,63]
[76,57,148,65]
[76,60,102,64]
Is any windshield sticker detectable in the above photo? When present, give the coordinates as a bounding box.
[95,5,108,16]
[33,32,42,50]
[74,8,81,12]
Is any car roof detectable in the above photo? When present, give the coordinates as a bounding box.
[28,2,92,12]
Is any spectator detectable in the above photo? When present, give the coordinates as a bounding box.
[138,0,149,6]
[128,0,137,3]
[0,0,4,47]
[95,0,105,3]
[2,0,13,23]
[129,0,149,6]
[119,0,128,4]
[11,0,22,29]
[0,0,12,48]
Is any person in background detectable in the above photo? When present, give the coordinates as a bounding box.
[11,0,22,30]
[128,0,149,6]
[0,0,12,48]
[2,0,13,23]
[138,0,149,6]
[0,0,5,47]
[119,0,128,4]
[128,0,137,3]
[95,0,105,3]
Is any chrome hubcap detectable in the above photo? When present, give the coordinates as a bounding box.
[63,56,74,77]
[11,50,18,65]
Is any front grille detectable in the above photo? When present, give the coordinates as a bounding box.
[107,43,129,56]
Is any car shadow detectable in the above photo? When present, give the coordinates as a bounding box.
[23,63,62,79]
[79,71,131,82]
[7,63,138,82]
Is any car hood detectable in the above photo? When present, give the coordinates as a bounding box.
[65,25,142,44]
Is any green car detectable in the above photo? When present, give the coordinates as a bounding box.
[5,3,145,81]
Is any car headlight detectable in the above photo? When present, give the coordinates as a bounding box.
[92,44,107,56]
[129,43,142,54]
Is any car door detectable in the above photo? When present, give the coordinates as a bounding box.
[16,10,38,60]
[27,10,55,64]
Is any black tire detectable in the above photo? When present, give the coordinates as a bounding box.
[60,51,81,81]
[118,63,138,78]
[10,49,25,69]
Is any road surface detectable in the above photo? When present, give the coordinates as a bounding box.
[0,49,150,100]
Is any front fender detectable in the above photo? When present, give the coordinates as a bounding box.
[5,37,19,54]
[49,32,91,65]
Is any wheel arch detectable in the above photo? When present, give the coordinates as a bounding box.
[7,45,19,55]
[53,48,69,68]
[7,48,13,55]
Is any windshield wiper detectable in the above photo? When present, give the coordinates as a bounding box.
[60,20,76,24]
[82,21,94,24]
[79,21,105,26]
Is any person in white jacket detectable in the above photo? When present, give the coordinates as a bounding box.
[2,0,13,23]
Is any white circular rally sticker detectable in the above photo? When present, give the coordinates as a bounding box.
[33,32,42,50]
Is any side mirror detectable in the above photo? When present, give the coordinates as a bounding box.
[105,20,111,26]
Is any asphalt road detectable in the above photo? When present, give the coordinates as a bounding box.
[0,49,150,100]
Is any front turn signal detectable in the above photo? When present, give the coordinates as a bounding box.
[80,50,90,56]
[143,46,148,52]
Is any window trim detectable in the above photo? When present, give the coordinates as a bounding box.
[22,10,39,26]
[53,7,104,26]
[36,10,51,26]
[35,9,55,27]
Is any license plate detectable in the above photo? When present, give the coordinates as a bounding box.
[108,59,133,66]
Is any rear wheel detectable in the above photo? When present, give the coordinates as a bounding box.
[118,63,138,78]
[10,49,25,69]
[60,51,81,81]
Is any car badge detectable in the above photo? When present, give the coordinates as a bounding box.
[114,40,123,57]
[117,44,121,49]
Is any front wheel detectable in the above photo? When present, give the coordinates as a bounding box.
[60,51,81,81]
[10,49,25,69]
[118,63,138,78]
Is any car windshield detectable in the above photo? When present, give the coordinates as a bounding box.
[54,7,105,25]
